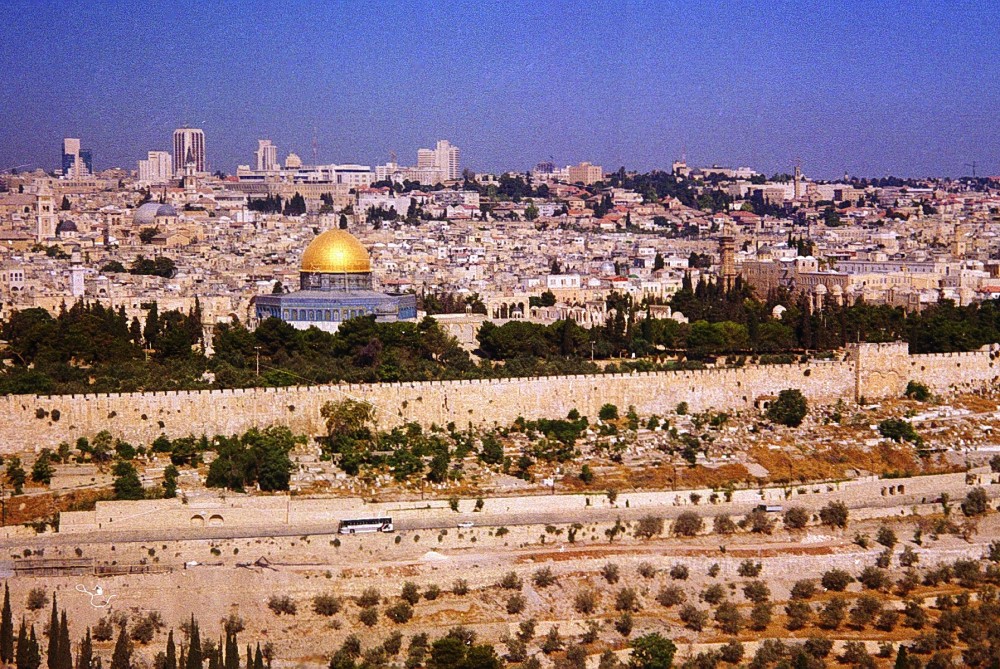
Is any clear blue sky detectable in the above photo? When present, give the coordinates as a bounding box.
[2,0,998,178]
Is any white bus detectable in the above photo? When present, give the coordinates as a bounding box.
[338,517,394,534]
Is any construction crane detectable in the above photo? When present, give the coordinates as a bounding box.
[965,162,977,178]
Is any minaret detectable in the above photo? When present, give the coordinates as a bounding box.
[35,181,58,242]
[719,220,737,290]
[793,163,803,200]
[69,251,85,298]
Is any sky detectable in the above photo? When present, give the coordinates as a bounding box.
[1,0,998,179]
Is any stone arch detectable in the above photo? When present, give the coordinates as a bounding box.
[190,515,205,527]
[208,514,224,527]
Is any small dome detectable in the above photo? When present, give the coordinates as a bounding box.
[134,202,178,226]
[814,283,827,294]
[56,220,78,234]
[301,230,371,274]
[831,284,843,295]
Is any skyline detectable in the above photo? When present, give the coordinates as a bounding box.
[2,1,999,178]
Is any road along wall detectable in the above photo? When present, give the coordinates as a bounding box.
[3,342,999,452]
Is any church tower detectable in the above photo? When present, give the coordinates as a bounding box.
[719,220,737,290]
[35,181,58,242]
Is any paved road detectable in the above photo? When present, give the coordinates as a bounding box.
[0,489,957,550]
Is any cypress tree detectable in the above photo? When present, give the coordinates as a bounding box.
[206,639,219,669]
[28,626,41,669]
[75,629,92,669]
[252,645,262,669]
[1,583,14,663]
[178,648,185,669]
[57,612,71,669]
[164,631,176,669]
[184,617,200,669]
[110,626,130,669]
[244,646,251,669]
[15,618,27,669]
[47,597,58,669]
[224,633,238,669]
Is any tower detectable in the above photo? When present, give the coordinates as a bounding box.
[793,162,803,200]
[183,149,198,194]
[255,139,278,171]
[35,181,58,242]
[172,127,206,176]
[69,251,85,298]
[719,220,737,290]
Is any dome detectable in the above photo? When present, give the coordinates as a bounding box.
[301,230,371,274]
[56,220,78,234]
[134,202,178,226]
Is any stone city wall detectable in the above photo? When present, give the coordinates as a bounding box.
[3,343,999,452]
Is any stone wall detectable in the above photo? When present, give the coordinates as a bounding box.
[3,343,999,452]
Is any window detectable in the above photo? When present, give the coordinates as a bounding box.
[308,309,315,320]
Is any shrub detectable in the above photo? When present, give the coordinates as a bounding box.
[424,584,441,601]
[452,579,469,596]
[574,589,599,614]
[357,587,381,607]
[819,501,849,528]
[517,618,536,642]
[26,588,48,610]
[532,567,557,587]
[635,515,665,538]
[713,514,736,535]
[601,562,621,583]
[719,641,744,664]
[93,617,115,642]
[858,566,891,591]
[962,487,990,516]
[742,580,770,603]
[903,600,928,629]
[505,594,526,615]
[342,634,362,658]
[401,581,420,605]
[701,584,726,605]
[636,562,656,579]
[613,612,633,637]
[130,616,156,644]
[849,594,882,629]
[878,418,921,444]
[899,545,919,567]
[669,563,689,580]
[655,586,686,607]
[783,506,809,529]
[614,587,640,612]
[313,594,342,616]
[785,600,812,630]
[268,595,297,615]
[359,606,379,627]
[743,509,774,534]
[767,389,808,427]
[541,626,564,654]
[714,601,743,635]
[905,381,931,401]
[678,604,708,631]
[737,559,762,577]
[790,579,816,600]
[817,596,847,630]
[383,632,403,656]
[498,571,523,590]
[671,511,702,537]
[875,525,897,548]
[708,563,720,577]
[749,601,772,631]
[821,568,854,592]
[803,637,832,659]
[598,404,619,421]
[875,609,899,632]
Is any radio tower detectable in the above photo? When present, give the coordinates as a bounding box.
[312,126,318,166]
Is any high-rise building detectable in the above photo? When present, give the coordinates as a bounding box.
[416,148,436,169]
[434,140,460,180]
[172,127,206,176]
[255,139,278,171]
[138,151,173,184]
[61,138,93,178]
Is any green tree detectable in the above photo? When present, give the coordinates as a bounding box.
[113,461,143,500]
[46,597,58,669]
[110,625,131,669]
[6,457,26,495]
[162,465,178,499]
[76,629,92,669]
[30,451,54,486]
[766,389,808,427]
[56,612,70,669]
[185,618,201,669]
[628,632,677,669]
[1,583,13,664]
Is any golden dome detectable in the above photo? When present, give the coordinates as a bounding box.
[300,230,371,274]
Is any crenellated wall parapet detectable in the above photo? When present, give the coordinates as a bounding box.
[2,343,997,451]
